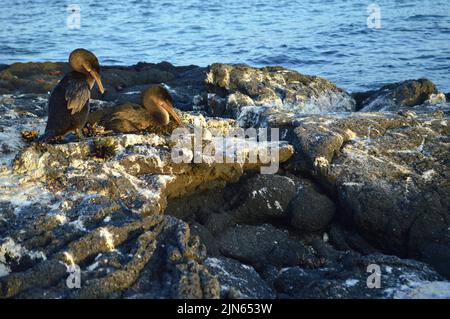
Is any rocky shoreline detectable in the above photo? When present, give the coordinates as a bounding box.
[0,61,449,299]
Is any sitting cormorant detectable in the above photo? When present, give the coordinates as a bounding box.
[87,85,181,133]
[38,48,104,142]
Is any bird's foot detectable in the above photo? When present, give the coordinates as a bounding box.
[63,133,81,143]
[34,132,62,144]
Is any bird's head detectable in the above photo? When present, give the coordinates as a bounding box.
[69,48,105,94]
[141,85,180,125]
[141,85,173,110]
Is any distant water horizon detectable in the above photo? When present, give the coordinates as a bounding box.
[0,0,449,92]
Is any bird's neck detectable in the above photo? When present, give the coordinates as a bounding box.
[86,76,95,89]
[71,70,95,90]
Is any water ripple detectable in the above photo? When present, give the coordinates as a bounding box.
[0,0,448,91]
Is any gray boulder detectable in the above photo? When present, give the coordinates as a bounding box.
[288,177,336,233]
[271,253,448,299]
[204,63,355,119]
[419,240,450,279]
[218,224,322,269]
[228,174,297,224]
[356,79,438,112]
[205,256,275,299]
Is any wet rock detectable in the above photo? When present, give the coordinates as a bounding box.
[204,63,355,119]
[328,224,378,255]
[205,257,275,299]
[271,253,448,299]
[0,93,48,117]
[10,120,292,216]
[0,182,221,298]
[165,186,229,225]
[288,177,336,233]
[189,222,221,256]
[357,79,438,112]
[424,93,446,105]
[419,240,450,279]
[329,115,449,259]
[165,173,305,256]
[1,61,449,298]
[219,224,321,270]
[270,109,450,276]
[0,95,297,298]
[308,239,344,263]
[227,174,296,224]
[203,213,234,238]
[0,62,68,94]
[165,66,207,111]
[0,61,357,118]
[107,68,205,113]
[0,61,206,113]
[351,90,377,111]
[0,95,49,168]
[166,203,241,257]
[0,213,219,299]
[89,66,175,101]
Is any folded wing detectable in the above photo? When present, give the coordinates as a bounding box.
[65,76,91,115]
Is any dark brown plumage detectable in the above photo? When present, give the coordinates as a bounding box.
[88,85,181,133]
[38,48,104,142]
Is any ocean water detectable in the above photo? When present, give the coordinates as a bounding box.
[0,0,449,92]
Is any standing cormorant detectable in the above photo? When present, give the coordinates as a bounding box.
[38,48,104,142]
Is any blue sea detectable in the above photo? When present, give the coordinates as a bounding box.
[0,0,449,92]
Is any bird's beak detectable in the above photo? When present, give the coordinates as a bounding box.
[159,101,181,124]
[89,70,105,94]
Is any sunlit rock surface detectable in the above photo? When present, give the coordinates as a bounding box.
[353,79,439,112]
[0,94,293,298]
[0,61,449,299]
[203,63,356,118]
